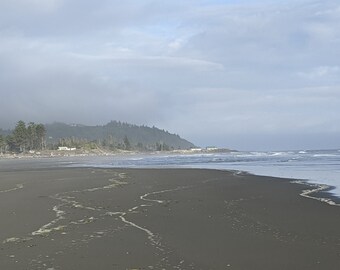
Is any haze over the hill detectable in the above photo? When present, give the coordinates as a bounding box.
[45,121,195,150]
[0,0,339,150]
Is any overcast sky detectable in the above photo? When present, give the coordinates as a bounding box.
[0,0,339,150]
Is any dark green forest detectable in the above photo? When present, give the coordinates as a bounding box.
[0,121,46,153]
[0,121,195,153]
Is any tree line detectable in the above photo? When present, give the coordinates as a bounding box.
[0,121,46,153]
[45,121,194,150]
[0,120,191,154]
[54,135,170,152]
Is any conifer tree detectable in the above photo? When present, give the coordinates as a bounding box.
[0,135,5,153]
[123,135,131,150]
[35,124,46,150]
[13,120,27,152]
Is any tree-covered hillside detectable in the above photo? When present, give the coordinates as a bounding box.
[0,120,195,153]
[45,121,195,151]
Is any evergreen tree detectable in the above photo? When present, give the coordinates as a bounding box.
[0,121,47,153]
[35,124,46,150]
[27,122,37,150]
[13,120,27,152]
[0,135,5,153]
[5,135,15,152]
[123,135,131,150]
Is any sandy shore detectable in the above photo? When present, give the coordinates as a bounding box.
[0,167,339,269]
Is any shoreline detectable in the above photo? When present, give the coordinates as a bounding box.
[0,147,232,160]
[233,171,340,207]
[231,170,340,207]
[292,180,340,206]
[0,167,339,269]
[1,154,340,206]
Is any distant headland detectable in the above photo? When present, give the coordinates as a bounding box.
[0,120,226,157]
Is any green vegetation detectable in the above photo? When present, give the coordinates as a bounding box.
[46,121,195,151]
[0,121,46,153]
[0,134,6,153]
[0,120,195,154]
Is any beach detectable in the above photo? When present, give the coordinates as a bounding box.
[0,167,339,269]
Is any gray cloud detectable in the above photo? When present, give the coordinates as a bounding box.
[1,0,339,150]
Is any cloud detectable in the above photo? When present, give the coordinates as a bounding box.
[163,85,340,130]
[69,52,224,72]
[297,66,340,80]
[0,0,339,150]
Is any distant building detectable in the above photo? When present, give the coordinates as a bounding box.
[206,147,218,151]
[58,147,76,151]
[190,148,203,152]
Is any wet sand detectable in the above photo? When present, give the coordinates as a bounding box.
[0,167,339,269]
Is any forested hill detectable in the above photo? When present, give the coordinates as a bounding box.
[45,121,195,150]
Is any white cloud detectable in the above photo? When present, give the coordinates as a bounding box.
[168,39,185,52]
[297,66,340,80]
[69,52,224,71]
[1,0,340,149]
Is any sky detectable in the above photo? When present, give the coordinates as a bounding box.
[0,0,339,150]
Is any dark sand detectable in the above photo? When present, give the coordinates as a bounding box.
[0,167,339,269]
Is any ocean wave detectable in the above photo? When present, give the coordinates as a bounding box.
[312,154,338,157]
[3,150,340,199]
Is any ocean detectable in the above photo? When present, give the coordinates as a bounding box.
[64,149,340,199]
[1,149,340,198]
